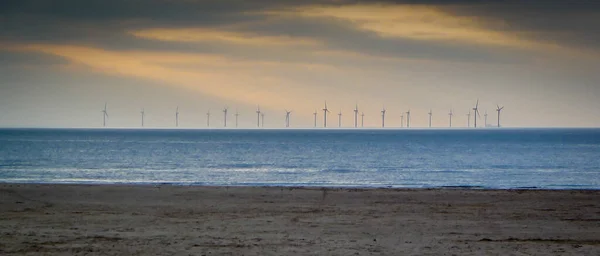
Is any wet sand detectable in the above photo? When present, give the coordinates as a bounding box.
[1,184,599,255]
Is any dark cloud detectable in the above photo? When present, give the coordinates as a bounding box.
[1,0,598,65]
[442,2,600,51]
[227,16,535,65]
[2,0,598,23]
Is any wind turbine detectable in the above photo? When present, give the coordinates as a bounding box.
[448,109,453,128]
[428,109,433,128]
[406,110,411,128]
[353,104,359,128]
[101,103,108,127]
[484,110,488,128]
[466,111,471,128]
[322,101,330,128]
[285,110,292,128]
[338,110,342,128]
[256,105,261,128]
[175,107,179,127]
[496,105,504,127]
[235,109,239,128]
[140,108,145,127]
[261,112,265,128]
[223,107,228,127]
[206,110,211,127]
[361,112,365,128]
[400,113,404,128]
[381,107,386,128]
[313,110,318,128]
[472,99,480,128]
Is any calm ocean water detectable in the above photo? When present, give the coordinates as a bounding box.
[0,128,599,189]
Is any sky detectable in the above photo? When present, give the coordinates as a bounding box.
[1,0,599,128]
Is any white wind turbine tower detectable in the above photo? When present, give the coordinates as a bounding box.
[101,103,108,127]
[175,107,179,127]
[235,109,239,128]
[353,104,359,128]
[448,109,453,128]
[338,110,342,128]
[400,113,404,128]
[285,110,292,128]
[466,110,471,128]
[406,110,411,128]
[484,110,488,127]
[473,99,481,128]
[381,107,386,128]
[140,108,145,127]
[223,107,228,127]
[313,110,318,128]
[496,104,504,127]
[361,112,365,128]
[206,110,211,127]
[428,109,433,128]
[255,105,261,128]
[322,101,330,128]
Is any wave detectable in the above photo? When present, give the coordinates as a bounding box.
[320,168,361,173]
[210,163,275,169]
[440,185,485,189]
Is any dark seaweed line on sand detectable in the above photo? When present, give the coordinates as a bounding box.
[479,238,600,245]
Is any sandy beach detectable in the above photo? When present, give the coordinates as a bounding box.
[0,184,598,255]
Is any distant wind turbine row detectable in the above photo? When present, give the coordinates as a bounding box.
[100,100,505,128]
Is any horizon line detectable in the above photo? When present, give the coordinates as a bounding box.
[0,126,599,130]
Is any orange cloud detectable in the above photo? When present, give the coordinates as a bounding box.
[130,27,321,47]
[6,43,341,115]
[264,4,590,57]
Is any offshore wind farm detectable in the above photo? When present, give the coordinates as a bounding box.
[4,97,597,190]
[94,100,509,129]
[2,98,597,190]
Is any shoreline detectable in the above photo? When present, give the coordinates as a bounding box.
[2,182,599,191]
[2,184,599,255]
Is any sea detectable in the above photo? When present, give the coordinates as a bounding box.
[0,128,599,189]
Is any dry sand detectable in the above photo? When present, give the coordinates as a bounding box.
[0,184,599,255]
